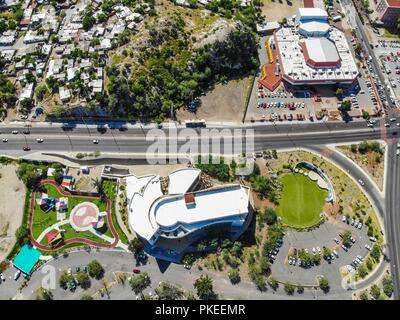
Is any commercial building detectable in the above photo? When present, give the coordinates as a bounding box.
[273,8,358,86]
[376,0,400,26]
[126,168,252,263]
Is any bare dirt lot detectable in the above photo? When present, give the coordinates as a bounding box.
[0,164,25,261]
[261,0,304,22]
[176,76,254,122]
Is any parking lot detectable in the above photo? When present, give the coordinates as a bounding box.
[269,215,376,290]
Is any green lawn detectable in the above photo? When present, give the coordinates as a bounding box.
[276,174,328,228]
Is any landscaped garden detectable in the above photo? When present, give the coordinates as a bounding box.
[276,174,328,228]
[29,180,119,251]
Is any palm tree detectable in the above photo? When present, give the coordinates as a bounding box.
[91,178,104,195]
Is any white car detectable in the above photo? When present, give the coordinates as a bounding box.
[334,238,339,244]
[397,149,400,156]
[312,247,316,254]
[0,273,5,281]
[2,138,8,143]
[370,237,377,242]
[67,268,72,275]
[14,270,21,280]
[316,246,321,254]
[11,130,18,134]
[358,179,365,186]
[342,216,346,222]
[384,123,390,127]
[36,138,44,143]
[365,244,371,251]
[333,250,339,258]
[390,118,397,122]
[92,139,99,144]
[367,123,374,127]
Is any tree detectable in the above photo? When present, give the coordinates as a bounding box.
[359,290,369,300]
[370,284,381,299]
[82,15,96,31]
[88,260,104,280]
[35,85,48,101]
[339,100,351,113]
[228,268,241,284]
[155,281,184,300]
[284,283,295,295]
[59,270,73,289]
[362,111,370,120]
[382,275,394,297]
[194,275,215,299]
[319,276,330,293]
[370,244,382,261]
[264,208,277,225]
[267,277,279,290]
[323,247,332,260]
[15,226,28,245]
[341,230,352,247]
[19,98,34,115]
[128,238,144,253]
[36,287,53,300]
[335,88,344,96]
[129,272,151,295]
[357,264,368,279]
[92,178,104,195]
[76,271,91,289]
[231,241,243,257]
[81,293,94,300]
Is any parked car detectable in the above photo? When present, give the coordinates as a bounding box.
[0,273,5,281]
[132,269,141,274]
[342,245,348,252]
[14,270,21,280]
[334,238,339,244]
[2,138,8,142]
[369,237,377,242]
[333,250,339,258]
[11,130,18,134]
[365,244,371,251]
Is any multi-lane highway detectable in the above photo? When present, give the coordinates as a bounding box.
[0,120,396,156]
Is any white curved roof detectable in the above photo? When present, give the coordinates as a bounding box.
[154,185,249,228]
[304,38,340,63]
[168,168,201,194]
[299,21,330,34]
[127,174,163,240]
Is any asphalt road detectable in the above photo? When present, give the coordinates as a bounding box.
[384,140,400,299]
[0,120,397,156]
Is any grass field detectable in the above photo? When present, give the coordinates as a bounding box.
[276,174,328,228]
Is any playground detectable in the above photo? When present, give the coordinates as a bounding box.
[29,180,120,251]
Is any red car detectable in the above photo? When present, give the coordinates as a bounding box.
[132,269,141,274]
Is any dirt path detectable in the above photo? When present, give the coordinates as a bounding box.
[0,164,25,261]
